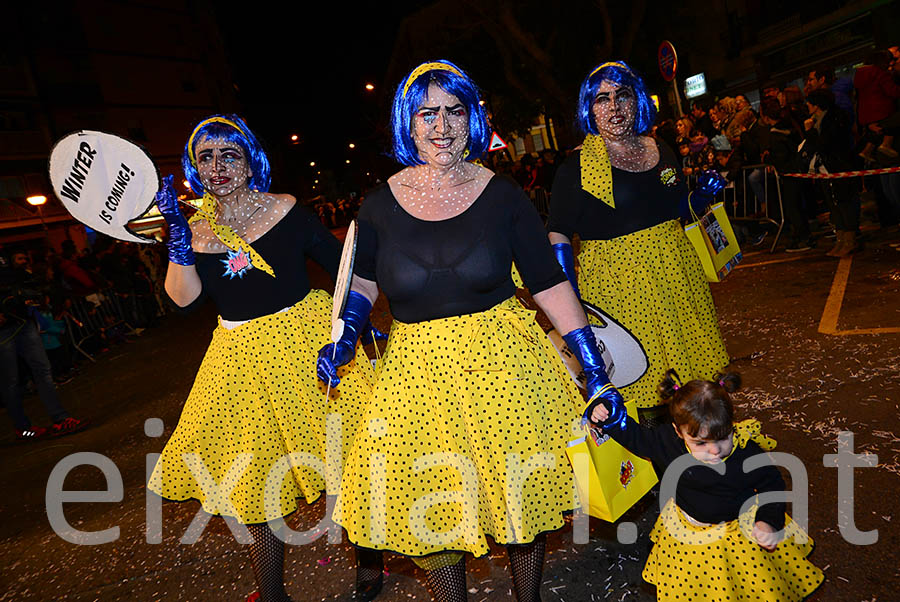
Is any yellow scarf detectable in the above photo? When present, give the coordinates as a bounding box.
[187,192,276,278]
[580,134,615,209]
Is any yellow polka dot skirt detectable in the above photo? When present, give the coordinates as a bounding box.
[644,500,824,601]
[148,289,375,524]
[578,220,729,408]
[333,297,582,558]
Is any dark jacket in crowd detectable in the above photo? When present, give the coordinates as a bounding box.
[694,113,717,139]
[0,256,43,329]
[740,118,771,165]
[766,123,802,174]
[804,109,854,172]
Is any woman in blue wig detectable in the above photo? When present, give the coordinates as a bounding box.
[316,60,625,601]
[147,114,379,602]
[548,61,729,422]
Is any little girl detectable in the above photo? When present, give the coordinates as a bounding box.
[591,370,824,601]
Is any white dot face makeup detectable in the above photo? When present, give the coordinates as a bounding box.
[412,83,470,169]
[195,137,253,199]
[591,80,636,141]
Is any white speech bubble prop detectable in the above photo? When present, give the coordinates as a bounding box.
[49,130,159,243]
[547,300,649,390]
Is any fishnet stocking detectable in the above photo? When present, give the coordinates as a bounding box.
[507,534,545,602]
[247,523,292,602]
[423,554,468,602]
[356,547,384,590]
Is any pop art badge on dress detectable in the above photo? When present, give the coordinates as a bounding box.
[658,165,679,187]
[222,248,253,279]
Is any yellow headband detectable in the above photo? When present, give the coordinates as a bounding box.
[187,117,250,166]
[402,62,463,98]
[588,61,629,79]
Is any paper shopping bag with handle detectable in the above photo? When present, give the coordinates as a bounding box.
[684,200,742,282]
[565,401,657,522]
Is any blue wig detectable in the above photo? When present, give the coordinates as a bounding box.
[181,114,271,195]
[576,61,657,136]
[390,60,491,166]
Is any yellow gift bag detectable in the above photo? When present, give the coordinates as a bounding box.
[684,200,742,282]
[565,401,658,522]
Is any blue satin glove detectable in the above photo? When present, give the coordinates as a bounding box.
[696,170,726,197]
[552,242,580,298]
[317,291,372,387]
[155,175,195,266]
[682,170,726,219]
[562,325,627,431]
[360,320,388,345]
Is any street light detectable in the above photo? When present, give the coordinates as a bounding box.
[27,195,48,232]
[345,159,350,164]
[348,143,356,149]
[309,161,316,167]
[291,134,299,142]
[365,83,375,91]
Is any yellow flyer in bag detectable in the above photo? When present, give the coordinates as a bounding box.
[565,401,657,522]
[684,201,742,282]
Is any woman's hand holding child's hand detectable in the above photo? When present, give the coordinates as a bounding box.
[591,403,609,425]
[752,521,780,551]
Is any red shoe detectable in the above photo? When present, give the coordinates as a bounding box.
[51,417,89,437]
[16,426,49,441]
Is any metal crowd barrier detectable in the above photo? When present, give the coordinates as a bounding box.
[530,188,551,223]
[64,289,140,362]
[735,164,786,253]
[688,165,786,253]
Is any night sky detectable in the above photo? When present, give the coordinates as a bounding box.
[213,3,423,178]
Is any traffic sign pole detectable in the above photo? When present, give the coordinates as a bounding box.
[672,81,683,117]
[657,40,682,117]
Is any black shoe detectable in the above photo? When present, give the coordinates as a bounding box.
[54,373,74,386]
[750,231,768,246]
[785,240,812,253]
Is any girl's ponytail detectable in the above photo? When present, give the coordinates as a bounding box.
[714,371,742,394]
[658,369,682,400]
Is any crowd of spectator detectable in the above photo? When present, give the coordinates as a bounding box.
[1,236,167,414]
[651,47,900,254]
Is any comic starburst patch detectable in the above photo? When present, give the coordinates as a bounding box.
[221,248,253,279]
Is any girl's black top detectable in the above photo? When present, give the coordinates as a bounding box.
[608,416,787,529]
[181,203,341,321]
[354,175,565,323]
[547,142,686,240]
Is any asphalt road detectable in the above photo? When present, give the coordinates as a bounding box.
[1,228,899,602]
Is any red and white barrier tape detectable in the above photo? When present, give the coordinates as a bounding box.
[782,166,900,179]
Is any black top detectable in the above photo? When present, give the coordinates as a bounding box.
[354,175,566,323]
[184,203,341,321]
[607,416,786,529]
[547,143,686,241]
